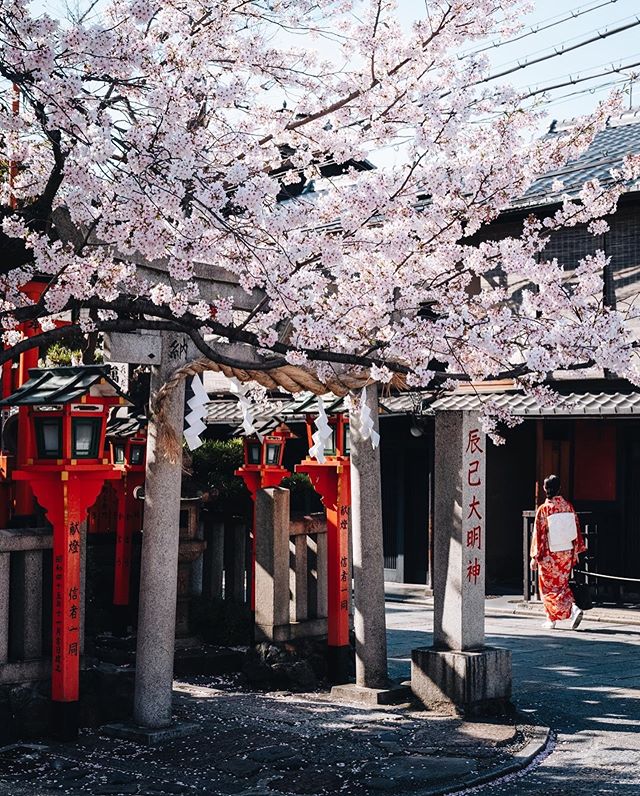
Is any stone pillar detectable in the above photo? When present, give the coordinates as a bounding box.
[225,521,247,604]
[349,383,388,690]
[133,332,187,729]
[411,411,512,715]
[254,488,290,641]
[11,550,42,660]
[202,519,224,601]
[316,533,328,619]
[292,534,308,623]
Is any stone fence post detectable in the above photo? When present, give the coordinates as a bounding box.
[254,488,290,641]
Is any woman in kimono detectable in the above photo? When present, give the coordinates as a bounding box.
[530,474,587,630]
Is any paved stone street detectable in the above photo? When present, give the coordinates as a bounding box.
[387,597,640,794]
[0,677,533,796]
[1,597,638,795]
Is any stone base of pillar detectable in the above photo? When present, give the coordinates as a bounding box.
[102,721,198,745]
[411,646,512,716]
[52,701,79,742]
[327,645,352,686]
[254,617,328,642]
[331,681,412,707]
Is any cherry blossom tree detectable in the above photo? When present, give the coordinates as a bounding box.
[1,0,639,407]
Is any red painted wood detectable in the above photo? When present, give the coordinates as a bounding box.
[16,471,118,701]
[295,459,351,648]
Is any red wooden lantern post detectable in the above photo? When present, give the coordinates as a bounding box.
[109,430,147,609]
[0,366,130,739]
[235,423,295,610]
[296,412,351,684]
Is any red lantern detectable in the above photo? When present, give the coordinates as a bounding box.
[0,365,130,738]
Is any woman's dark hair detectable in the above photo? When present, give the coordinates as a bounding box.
[543,474,561,498]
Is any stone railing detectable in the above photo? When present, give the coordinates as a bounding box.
[0,527,52,684]
[201,516,250,606]
[254,488,329,642]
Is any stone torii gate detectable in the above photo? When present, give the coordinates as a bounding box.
[105,332,399,735]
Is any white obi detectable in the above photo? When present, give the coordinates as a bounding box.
[547,512,578,552]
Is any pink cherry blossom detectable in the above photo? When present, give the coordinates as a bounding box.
[0,0,637,410]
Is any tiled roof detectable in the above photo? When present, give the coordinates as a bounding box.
[205,391,417,426]
[515,111,640,209]
[206,397,289,427]
[428,390,640,416]
[0,366,131,406]
[206,386,640,424]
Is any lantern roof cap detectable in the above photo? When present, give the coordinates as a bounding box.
[264,421,297,440]
[0,365,133,406]
[106,406,147,438]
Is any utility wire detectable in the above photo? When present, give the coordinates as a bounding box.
[492,11,640,72]
[521,58,640,100]
[478,16,640,85]
[459,0,624,58]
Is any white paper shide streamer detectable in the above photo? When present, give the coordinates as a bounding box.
[358,387,380,449]
[229,377,262,440]
[309,400,333,464]
[183,373,209,450]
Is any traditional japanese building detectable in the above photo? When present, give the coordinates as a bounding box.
[428,109,640,603]
[202,110,640,604]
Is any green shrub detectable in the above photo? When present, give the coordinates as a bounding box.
[281,472,322,513]
[190,438,248,513]
[45,342,83,366]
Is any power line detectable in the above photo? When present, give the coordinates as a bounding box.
[459,0,624,59]
[474,75,633,121]
[521,58,640,101]
[492,10,640,72]
[478,16,640,85]
[528,77,630,110]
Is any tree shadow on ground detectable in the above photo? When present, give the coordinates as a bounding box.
[387,618,640,794]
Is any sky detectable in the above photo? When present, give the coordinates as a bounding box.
[32,0,640,126]
[467,0,640,124]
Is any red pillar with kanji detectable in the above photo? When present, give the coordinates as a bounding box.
[14,470,120,703]
[296,425,351,684]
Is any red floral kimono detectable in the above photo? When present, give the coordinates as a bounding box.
[531,496,586,621]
